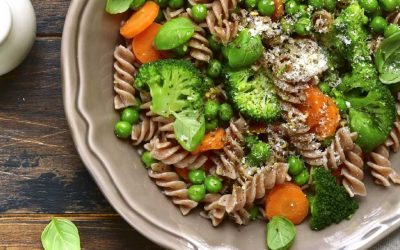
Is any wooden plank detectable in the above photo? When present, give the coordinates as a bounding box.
[0,39,112,213]
[0,214,162,249]
[32,0,71,36]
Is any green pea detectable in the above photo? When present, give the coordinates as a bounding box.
[188,184,206,202]
[308,0,323,10]
[114,121,132,139]
[334,98,347,112]
[249,205,259,220]
[155,0,169,8]
[297,4,310,18]
[245,0,259,9]
[245,134,259,149]
[280,18,294,34]
[168,0,184,9]
[370,16,388,33]
[207,59,222,78]
[208,36,221,52]
[319,82,331,95]
[130,0,146,10]
[295,17,312,36]
[204,76,214,87]
[380,0,398,12]
[257,0,275,16]
[219,103,233,122]
[249,142,271,165]
[173,43,189,57]
[204,176,223,193]
[205,100,220,120]
[192,4,208,22]
[359,0,379,13]
[121,107,140,125]
[288,156,304,176]
[323,0,336,11]
[285,0,298,15]
[362,15,369,25]
[384,24,400,38]
[155,10,165,23]
[294,169,310,186]
[141,151,157,168]
[206,119,219,132]
[189,169,206,184]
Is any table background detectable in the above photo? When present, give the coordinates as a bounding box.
[0,0,397,249]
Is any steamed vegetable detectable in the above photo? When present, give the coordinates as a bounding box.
[375,31,400,84]
[308,168,358,230]
[225,68,281,122]
[132,23,164,63]
[192,128,226,155]
[266,216,296,250]
[154,17,195,50]
[105,0,132,14]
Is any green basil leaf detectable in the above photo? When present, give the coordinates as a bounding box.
[375,31,400,84]
[41,218,81,250]
[105,0,132,14]
[173,110,205,152]
[267,216,296,250]
[222,29,264,69]
[154,17,195,50]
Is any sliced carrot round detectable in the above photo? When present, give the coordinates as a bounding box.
[266,182,309,225]
[132,23,163,63]
[120,1,159,39]
[192,128,226,155]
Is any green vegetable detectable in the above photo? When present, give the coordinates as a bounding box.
[249,205,259,220]
[384,24,400,38]
[334,98,347,112]
[219,103,234,122]
[105,0,132,14]
[206,119,219,131]
[370,16,388,33]
[285,0,298,15]
[297,4,310,18]
[204,176,223,193]
[205,100,220,120]
[121,107,140,125]
[245,0,259,9]
[375,31,400,84]
[155,17,195,50]
[222,29,264,69]
[280,18,295,34]
[207,59,222,78]
[189,169,207,184]
[192,4,208,22]
[318,82,331,95]
[208,36,221,52]
[359,0,379,13]
[245,134,259,149]
[257,0,275,16]
[188,184,206,201]
[247,142,271,167]
[141,151,157,168]
[114,121,132,139]
[288,156,304,176]
[135,59,206,151]
[266,216,296,250]
[168,0,184,9]
[155,0,169,8]
[173,43,189,57]
[379,0,398,11]
[309,168,358,230]
[155,9,165,22]
[295,17,312,36]
[225,68,281,122]
[323,0,336,11]
[130,0,146,10]
[308,0,323,9]
[41,218,80,250]
[294,169,310,186]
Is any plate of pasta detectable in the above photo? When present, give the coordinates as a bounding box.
[62,0,400,249]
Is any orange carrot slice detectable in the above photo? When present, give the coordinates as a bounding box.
[273,0,284,19]
[192,128,226,155]
[266,182,309,225]
[120,1,159,39]
[132,23,163,63]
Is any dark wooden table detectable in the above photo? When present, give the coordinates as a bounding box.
[0,1,161,249]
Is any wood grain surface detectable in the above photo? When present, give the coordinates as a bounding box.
[0,1,161,249]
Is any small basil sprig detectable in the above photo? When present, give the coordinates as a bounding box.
[174,110,206,152]
[155,17,195,50]
[222,29,264,69]
[105,0,133,14]
[41,218,81,250]
[267,216,296,250]
[375,31,400,84]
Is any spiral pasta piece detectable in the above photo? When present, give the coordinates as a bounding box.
[342,145,367,197]
[188,25,213,63]
[201,193,226,226]
[312,10,333,33]
[148,163,198,215]
[384,103,400,152]
[326,127,357,170]
[387,11,400,25]
[113,45,139,110]
[367,145,400,187]
[144,136,208,169]
[206,0,238,44]
[212,117,247,179]
[131,115,159,145]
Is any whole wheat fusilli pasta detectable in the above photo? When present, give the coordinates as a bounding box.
[384,103,400,152]
[367,145,400,187]
[387,11,400,25]
[206,0,238,44]
[201,193,226,226]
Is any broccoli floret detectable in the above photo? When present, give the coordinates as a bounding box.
[224,68,281,122]
[135,59,205,117]
[309,168,358,231]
